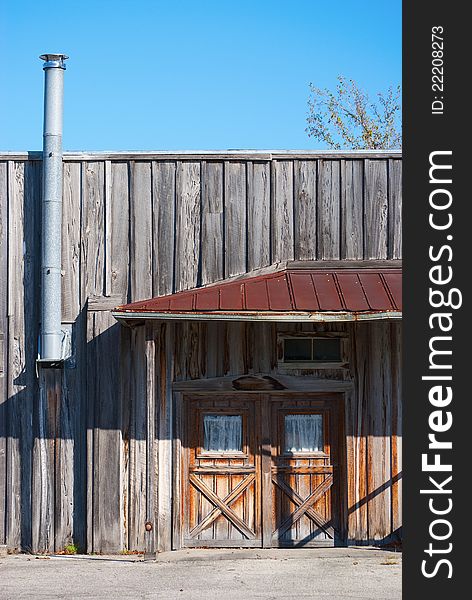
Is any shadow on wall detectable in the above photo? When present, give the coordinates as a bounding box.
[0,315,129,553]
[0,318,403,555]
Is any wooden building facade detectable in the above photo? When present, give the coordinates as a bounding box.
[0,150,402,554]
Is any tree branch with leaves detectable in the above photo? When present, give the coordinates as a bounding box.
[306,76,401,150]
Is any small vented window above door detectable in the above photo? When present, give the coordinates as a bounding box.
[281,336,342,366]
[203,414,242,453]
[283,337,341,362]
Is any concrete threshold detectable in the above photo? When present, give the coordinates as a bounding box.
[154,546,402,563]
[9,545,401,565]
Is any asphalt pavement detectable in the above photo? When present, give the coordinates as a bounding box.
[0,547,401,600]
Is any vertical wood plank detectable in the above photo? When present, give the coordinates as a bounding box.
[110,162,130,298]
[85,312,95,553]
[317,160,340,259]
[27,162,42,549]
[364,160,388,259]
[145,323,158,554]
[59,316,87,552]
[294,160,317,260]
[127,325,147,551]
[346,322,368,543]
[120,325,132,551]
[8,161,39,551]
[247,161,270,271]
[388,159,402,259]
[104,161,113,297]
[390,322,402,536]
[130,162,152,302]
[81,163,106,552]
[367,322,392,541]
[81,162,105,301]
[224,162,247,277]
[6,161,23,551]
[172,391,183,550]
[271,161,294,262]
[175,162,200,291]
[188,322,203,380]
[54,367,80,553]
[252,323,276,375]
[225,323,246,376]
[201,161,223,284]
[205,322,225,378]
[61,162,81,322]
[32,369,60,552]
[341,160,364,259]
[0,162,7,545]
[172,322,186,383]
[152,161,176,295]
[54,370,74,552]
[157,322,174,552]
[93,312,123,552]
[108,162,130,550]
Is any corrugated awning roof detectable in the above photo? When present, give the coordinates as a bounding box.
[112,261,402,323]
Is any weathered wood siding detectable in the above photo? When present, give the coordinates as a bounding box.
[167,319,402,546]
[0,151,402,552]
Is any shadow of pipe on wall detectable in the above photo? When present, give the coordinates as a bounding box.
[0,311,131,553]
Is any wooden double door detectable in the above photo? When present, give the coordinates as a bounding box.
[183,393,344,548]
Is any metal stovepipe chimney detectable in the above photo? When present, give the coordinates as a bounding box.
[39,53,68,361]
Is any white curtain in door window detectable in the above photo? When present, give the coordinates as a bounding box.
[203,415,242,452]
[284,414,323,452]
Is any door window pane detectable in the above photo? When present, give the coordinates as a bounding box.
[284,414,323,453]
[203,415,242,452]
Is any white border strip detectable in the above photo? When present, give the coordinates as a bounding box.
[111,310,402,323]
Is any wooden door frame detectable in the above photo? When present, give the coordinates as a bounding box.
[262,393,345,548]
[180,394,262,548]
[170,383,349,551]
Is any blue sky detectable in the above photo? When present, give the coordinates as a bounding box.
[0,1,401,151]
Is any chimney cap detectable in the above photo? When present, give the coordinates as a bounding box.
[39,54,69,69]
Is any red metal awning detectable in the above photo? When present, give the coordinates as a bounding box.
[112,262,402,323]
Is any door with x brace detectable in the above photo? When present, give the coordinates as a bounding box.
[267,397,338,547]
[183,395,261,547]
[183,394,340,547]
